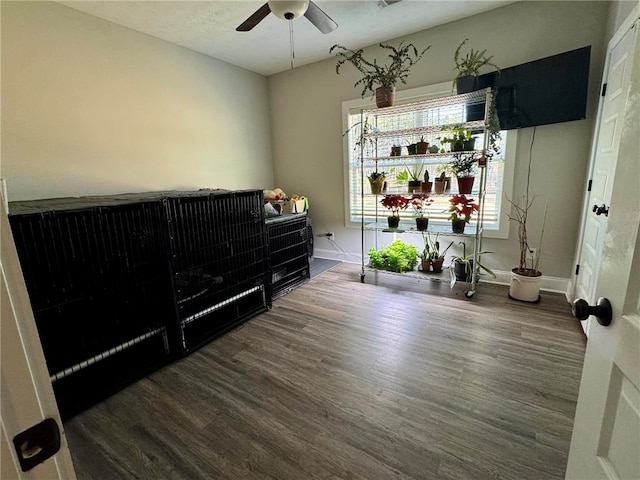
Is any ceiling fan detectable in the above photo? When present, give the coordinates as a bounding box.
[236,0,338,34]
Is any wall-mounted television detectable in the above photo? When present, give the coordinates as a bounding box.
[474,46,591,130]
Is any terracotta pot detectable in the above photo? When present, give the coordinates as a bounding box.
[421,182,433,193]
[415,217,429,231]
[457,176,475,195]
[430,258,444,273]
[452,218,466,234]
[434,180,446,194]
[387,215,400,229]
[416,141,429,154]
[375,86,395,108]
[420,260,431,272]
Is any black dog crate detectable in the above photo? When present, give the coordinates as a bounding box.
[9,195,175,419]
[266,213,310,300]
[165,190,269,354]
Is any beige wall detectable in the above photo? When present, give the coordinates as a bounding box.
[1,1,273,202]
[268,1,610,281]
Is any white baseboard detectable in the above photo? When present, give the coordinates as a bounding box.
[313,248,570,293]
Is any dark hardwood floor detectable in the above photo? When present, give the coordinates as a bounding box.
[65,263,586,479]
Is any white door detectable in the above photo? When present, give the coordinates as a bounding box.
[0,190,76,479]
[573,13,638,337]
[565,19,640,480]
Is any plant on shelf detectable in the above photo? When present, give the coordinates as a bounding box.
[434,170,447,194]
[404,162,424,192]
[448,153,478,194]
[439,125,474,152]
[421,170,433,193]
[420,232,453,273]
[453,38,500,92]
[449,241,496,288]
[448,194,479,234]
[380,194,409,229]
[368,239,419,273]
[416,136,429,154]
[330,41,431,108]
[410,193,433,231]
[367,171,386,195]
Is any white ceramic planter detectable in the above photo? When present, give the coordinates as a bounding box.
[509,269,542,302]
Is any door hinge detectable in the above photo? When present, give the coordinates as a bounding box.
[575,264,580,275]
[588,179,592,191]
[601,83,607,97]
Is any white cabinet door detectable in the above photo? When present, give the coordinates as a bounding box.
[565,16,639,480]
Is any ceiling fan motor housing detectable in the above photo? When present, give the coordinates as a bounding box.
[268,0,310,20]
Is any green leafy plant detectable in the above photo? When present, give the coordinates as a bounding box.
[420,232,453,261]
[368,239,419,273]
[404,162,424,181]
[453,38,499,87]
[449,241,496,288]
[448,153,477,177]
[331,42,430,98]
[368,171,386,181]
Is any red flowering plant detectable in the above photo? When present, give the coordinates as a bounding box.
[448,194,479,223]
[410,193,433,217]
[380,194,410,217]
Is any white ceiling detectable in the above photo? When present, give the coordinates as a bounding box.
[57,1,514,76]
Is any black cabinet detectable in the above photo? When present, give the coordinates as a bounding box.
[266,214,310,300]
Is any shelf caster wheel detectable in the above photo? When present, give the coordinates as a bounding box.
[465,290,475,299]
[360,274,365,283]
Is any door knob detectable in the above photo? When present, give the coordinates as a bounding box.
[592,204,609,216]
[572,297,612,326]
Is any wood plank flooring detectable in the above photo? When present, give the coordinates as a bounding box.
[64,263,586,479]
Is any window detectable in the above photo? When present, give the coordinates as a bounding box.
[342,82,516,238]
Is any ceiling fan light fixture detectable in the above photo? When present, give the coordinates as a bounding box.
[267,0,309,20]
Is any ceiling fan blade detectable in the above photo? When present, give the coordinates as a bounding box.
[304,1,337,34]
[236,3,271,32]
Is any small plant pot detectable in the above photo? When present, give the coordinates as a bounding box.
[408,180,422,193]
[452,140,464,152]
[407,144,418,155]
[428,145,440,154]
[434,180,446,194]
[430,258,444,273]
[463,138,476,151]
[390,146,402,156]
[457,176,475,195]
[415,217,429,231]
[452,219,466,234]
[420,260,431,272]
[369,177,385,195]
[387,215,400,229]
[421,182,433,193]
[454,260,474,281]
[416,141,429,154]
[376,86,395,108]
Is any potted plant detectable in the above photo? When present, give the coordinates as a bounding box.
[421,170,432,193]
[368,239,418,273]
[448,153,478,194]
[449,241,496,288]
[380,194,409,229]
[453,38,499,94]
[505,194,548,302]
[439,125,474,152]
[448,194,479,233]
[330,42,430,108]
[410,193,433,231]
[421,232,453,273]
[390,144,402,156]
[406,141,418,155]
[434,171,447,194]
[416,136,429,154]
[367,171,386,195]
